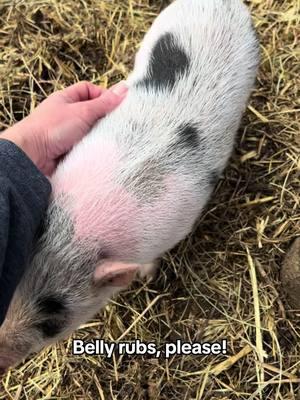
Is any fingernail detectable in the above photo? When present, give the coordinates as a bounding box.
[110,81,128,97]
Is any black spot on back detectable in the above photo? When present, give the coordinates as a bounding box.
[176,123,200,150]
[37,296,66,315]
[36,319,65,338]
[137,32,190,91]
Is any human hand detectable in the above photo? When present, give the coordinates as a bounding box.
[0,81,128,176]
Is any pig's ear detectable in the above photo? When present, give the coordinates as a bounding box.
[93,262,139,288]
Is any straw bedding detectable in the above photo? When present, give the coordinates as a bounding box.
[0,0,299,399]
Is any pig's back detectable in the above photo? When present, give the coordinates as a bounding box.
[105,0,258,179]
[52,0,259,263]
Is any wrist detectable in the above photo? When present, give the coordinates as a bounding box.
[1,123,43,170]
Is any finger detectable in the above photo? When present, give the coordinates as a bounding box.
[60,81,106,103]
[109,81,129,96]
[75,82,128,123]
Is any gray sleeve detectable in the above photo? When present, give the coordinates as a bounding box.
[0,139,51,325]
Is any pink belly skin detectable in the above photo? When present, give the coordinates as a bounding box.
[50,141,200,262]
[51,142,140,258]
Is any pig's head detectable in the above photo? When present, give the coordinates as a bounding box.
[0,198,140,372]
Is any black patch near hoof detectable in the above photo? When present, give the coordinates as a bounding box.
[176,123,200,150]
[137,32,190,91]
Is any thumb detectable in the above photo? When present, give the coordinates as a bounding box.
[75,81,128,124]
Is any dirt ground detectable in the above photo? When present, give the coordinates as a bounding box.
[0,0,299,399]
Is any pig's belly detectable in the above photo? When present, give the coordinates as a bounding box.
[51,142,140,259]
[51,143,204,262]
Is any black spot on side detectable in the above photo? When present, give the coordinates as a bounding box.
[36,319,65,338]
[176,123,200,151]
[37,296,66,315]
[137,32,190,91]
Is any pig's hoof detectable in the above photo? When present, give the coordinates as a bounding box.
[139,261,159,281]
[281,238,300,309]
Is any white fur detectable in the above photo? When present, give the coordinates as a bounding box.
[57,0,259,262]
[0,0,259,368]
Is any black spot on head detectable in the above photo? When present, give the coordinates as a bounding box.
[137,32,190,91]
[36,319,65,338]
[37,296,66,315]
[35,296,67,338]
[176,123,200,150]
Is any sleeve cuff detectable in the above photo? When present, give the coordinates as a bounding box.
[0,139,52,219]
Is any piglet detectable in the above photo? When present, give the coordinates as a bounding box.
[0,0,259,370]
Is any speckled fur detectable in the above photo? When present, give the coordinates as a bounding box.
[0,0,259,369]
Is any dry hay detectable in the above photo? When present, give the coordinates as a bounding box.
[0,0,299,399]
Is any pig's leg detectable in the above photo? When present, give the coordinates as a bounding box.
[139,261,159,281]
